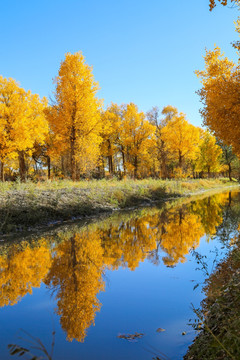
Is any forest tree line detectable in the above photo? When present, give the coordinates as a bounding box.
[0,52,239,182]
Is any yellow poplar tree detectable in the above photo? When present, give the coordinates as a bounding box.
[146,105,177,178]
[161,110,200,175]
[48,52,102,180]
[196,130,222,177]
[0,76,48,181]
[196,47,240,156]
[120,103,155,178]
[100,103,122,175]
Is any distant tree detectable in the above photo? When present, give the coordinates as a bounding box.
[119,103,155,178]
[161,105,178,121]
[196,131,222,177]
[161,110,200,173]
[100,103,122,175]
[217,140,237,180]
[146,106,173,178]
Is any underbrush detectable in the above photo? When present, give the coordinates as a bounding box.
[185,239,240,360]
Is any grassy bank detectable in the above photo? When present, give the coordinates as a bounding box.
[184,239,240,360]
[0,178,238,235]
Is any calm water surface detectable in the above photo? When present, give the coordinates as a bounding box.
[1,190,240,360]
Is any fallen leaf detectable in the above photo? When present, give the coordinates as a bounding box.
[156,328,166,333]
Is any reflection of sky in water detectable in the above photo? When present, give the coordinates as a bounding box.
[0,190,239,360]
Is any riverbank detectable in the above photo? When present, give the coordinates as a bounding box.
[184,237,240,360]
[0,178,238,235]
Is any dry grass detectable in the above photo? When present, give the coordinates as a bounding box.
[0,178,237,235]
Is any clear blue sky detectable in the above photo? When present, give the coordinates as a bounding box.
[0,0,239,127]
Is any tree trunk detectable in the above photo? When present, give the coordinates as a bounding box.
[228,163,232,181]
[179,150,183,168]
[160,140,167,179]
[47,155,51,180]
[108,155,113,175]
[207,166,210,178]
[18,151,26,182]
[70,125,76,181]
[160,159,167,179]
[121,148,126,176]
[101,156,105,178]
[0,161,4,182]
[134,155,138,179]
[70,103,77,181]
[107,140,114,175]
[61,156,65,177]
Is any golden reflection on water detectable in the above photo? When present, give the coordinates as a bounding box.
[0,191,235,342]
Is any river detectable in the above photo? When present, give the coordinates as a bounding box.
[0,190,239,359]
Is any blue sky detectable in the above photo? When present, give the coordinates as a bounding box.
[0,0,239,127]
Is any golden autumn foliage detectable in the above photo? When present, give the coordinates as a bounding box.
[100,102,224,180]
[100,103,122,175]
[100,102,156,178]
[119,103,155,178]
[146,106,173,178]
[0,76,48,181]
[196,47,240,157]
[196,130,223,175]
[0,49,230,180]
[47,52,102,180]
[161,110,200,169]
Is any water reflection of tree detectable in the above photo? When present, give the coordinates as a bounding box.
[101,217,159,270]
[44,231,105,342]
[190,192,230,240]
[0,240,51,307]
[161,209,204,266]
[0,191,238,343]
[214,191,240,244]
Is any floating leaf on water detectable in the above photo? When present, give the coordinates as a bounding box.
[117,332,144,342]
[156,328,166,333]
